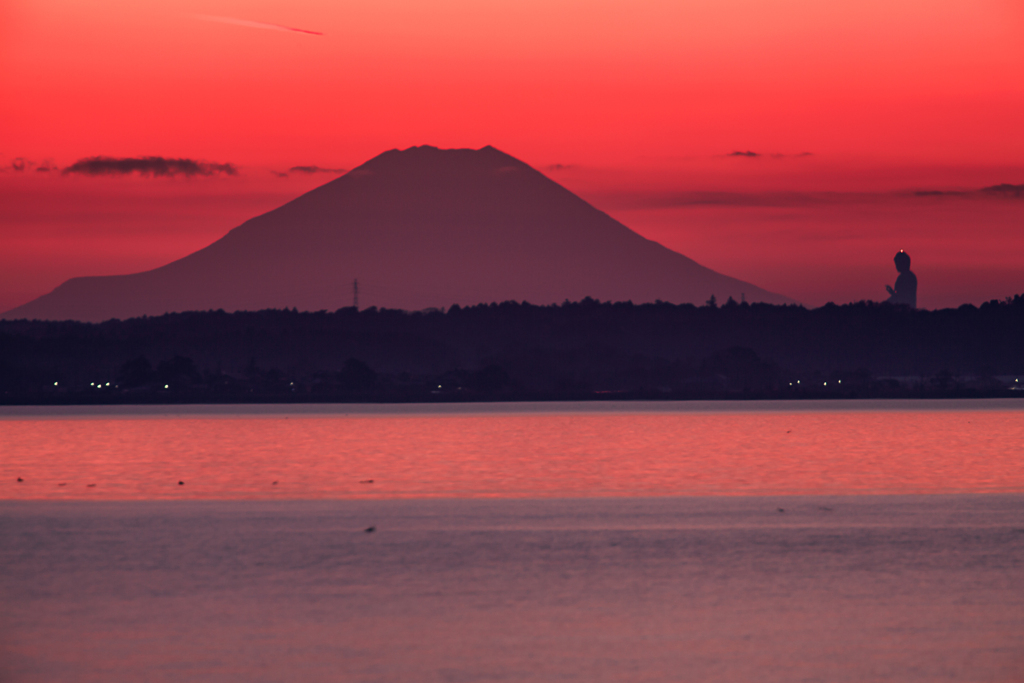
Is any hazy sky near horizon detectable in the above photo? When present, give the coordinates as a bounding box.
[2,0,1023,311]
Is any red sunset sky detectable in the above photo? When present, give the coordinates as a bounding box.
[2,0,1023,312]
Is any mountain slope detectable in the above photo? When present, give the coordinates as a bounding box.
[4,145,792,322]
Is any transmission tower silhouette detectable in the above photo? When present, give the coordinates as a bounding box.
[353,279,359,309]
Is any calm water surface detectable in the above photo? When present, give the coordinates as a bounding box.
[2,399,1023,499]
[1,400,1023,682]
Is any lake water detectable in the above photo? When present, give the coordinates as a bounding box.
[3,400,1024,499]
[2,400,1023,682]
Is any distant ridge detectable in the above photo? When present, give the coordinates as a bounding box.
[4,145,792,322]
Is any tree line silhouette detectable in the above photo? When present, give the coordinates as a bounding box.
[2,295,1022,403]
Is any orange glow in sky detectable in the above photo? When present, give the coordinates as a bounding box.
[2,0,1023,311]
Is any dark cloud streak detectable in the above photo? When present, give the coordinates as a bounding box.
[726,151,813,159]
[981,183,1024,197]
[595,190,834,210]
[8,157,58,172]
[62,156,238,177]
[914,184,1023,199]
[272,165,346,178]
[597,183,1024,211]
[289,165,345,174]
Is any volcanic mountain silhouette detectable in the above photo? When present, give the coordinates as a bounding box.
[5,146,792,322]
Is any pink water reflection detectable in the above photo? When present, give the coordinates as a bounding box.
[3,404,1023,499]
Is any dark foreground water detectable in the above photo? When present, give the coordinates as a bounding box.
[2,496,1023,683]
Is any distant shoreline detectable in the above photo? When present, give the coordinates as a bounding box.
[2,392,1023,407]
[2,297,1022,405]
[3,397,1024,415]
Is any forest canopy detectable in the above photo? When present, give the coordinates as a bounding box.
[2,296,1022,403]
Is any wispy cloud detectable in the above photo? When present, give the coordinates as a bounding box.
[8,157,58,172]
[600,182,1024,211]
[726,151,813,159]
[62,156,238,177]
[913,184,1023,199]
[272,165,346,178]
[600,190,830,210]
[194,14,323,36]
[981,183,1024,197]
[913,190,967,197]
[544,163,577,171]
[289,165,345,174]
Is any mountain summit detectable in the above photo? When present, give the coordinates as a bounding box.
[5,146,791,322]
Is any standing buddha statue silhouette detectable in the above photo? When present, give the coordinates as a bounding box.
[885,250,917,308]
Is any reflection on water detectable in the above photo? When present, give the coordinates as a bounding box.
[1,496,1023,683]
[2,400,1023,499]
[3,402,1023,682]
